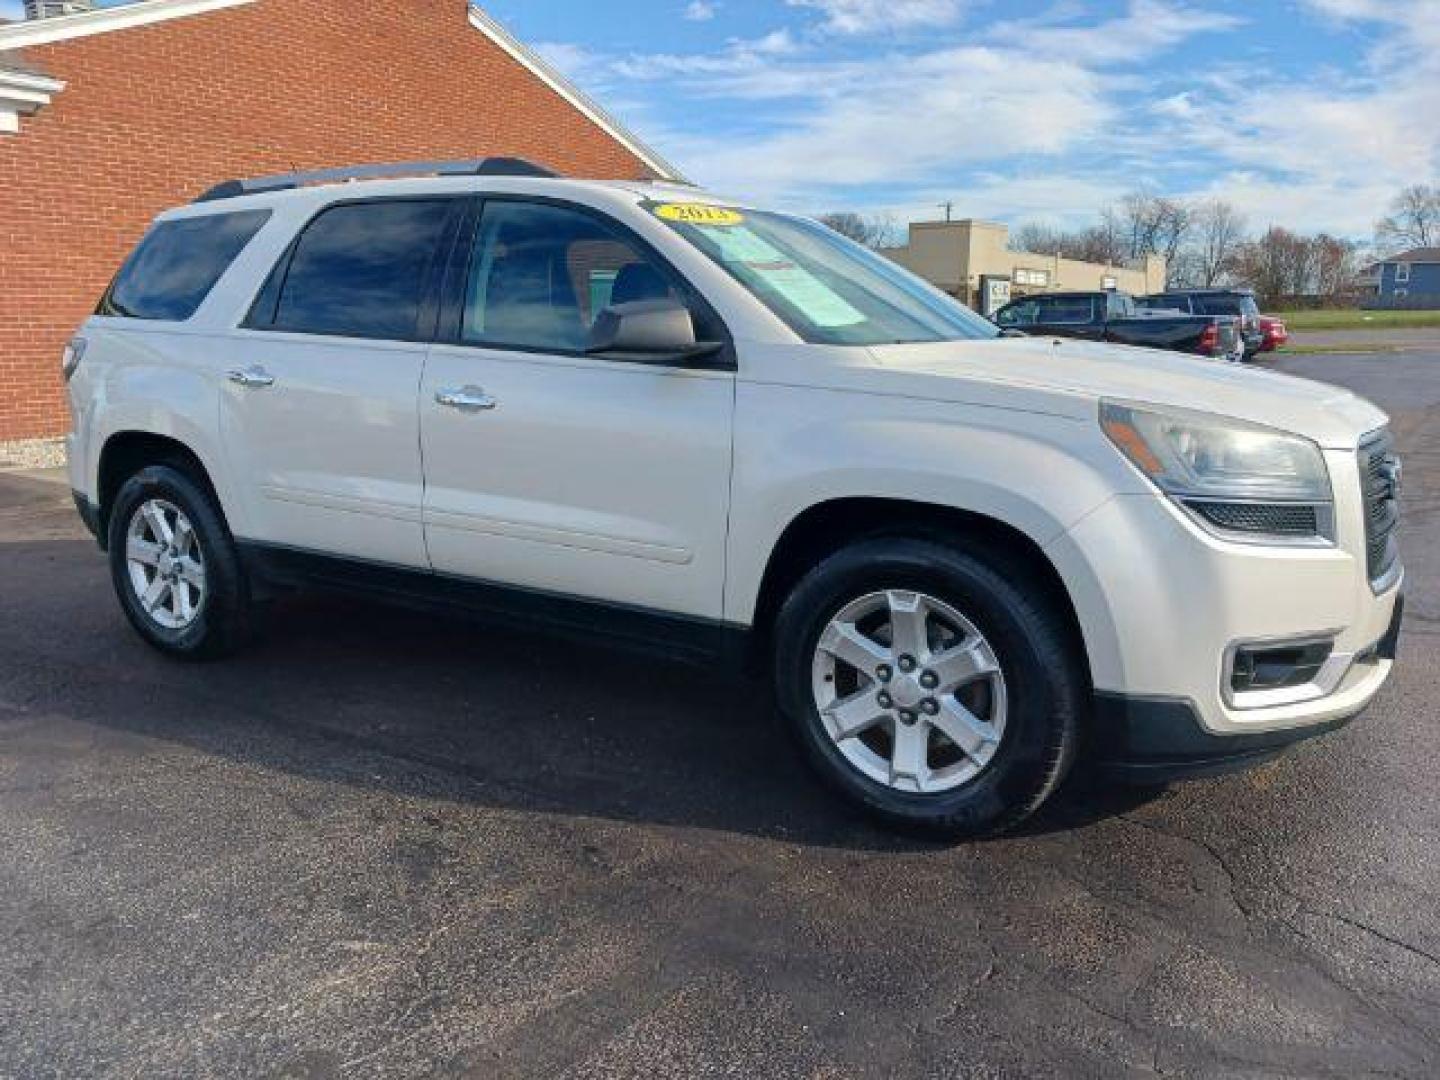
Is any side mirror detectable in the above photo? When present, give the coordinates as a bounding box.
[586,298,722,363]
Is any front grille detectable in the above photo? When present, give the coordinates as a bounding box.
[1189,500,1319,537]
[1359,430,1401,585]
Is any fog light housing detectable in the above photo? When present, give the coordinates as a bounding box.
[1230,639,1334,695]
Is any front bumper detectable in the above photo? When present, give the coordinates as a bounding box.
[1091,593,1401,781]
[1045,445,1401,741]
[1089,692,1358,782]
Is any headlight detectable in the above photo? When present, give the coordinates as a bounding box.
[1101,401,1334,544]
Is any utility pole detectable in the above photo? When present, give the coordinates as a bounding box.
[938,201,954,222]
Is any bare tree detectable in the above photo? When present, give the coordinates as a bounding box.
[819,211,901,249]
[1188,199,1247,287]
[1108,193,1192,284]
[1375,185,1440,253]
[1311,234,1361,300]
[1010,222,1066,255]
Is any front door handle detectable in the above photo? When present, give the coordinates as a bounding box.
[435,386,497,412]
[226,365,276,389]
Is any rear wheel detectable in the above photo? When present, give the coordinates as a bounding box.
[107,464,254,659]
[773,537,1084,837]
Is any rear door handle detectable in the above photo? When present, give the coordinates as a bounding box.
[435,386,497,412]
[226,365,275,389]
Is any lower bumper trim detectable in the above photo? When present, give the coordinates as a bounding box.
[1090,691,1360,783]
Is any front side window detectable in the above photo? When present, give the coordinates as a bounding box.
[462,201,680,353]
[101,210,270,321]
[996,300,1038,327]
[269,200,454,339]
[650,202,998,346]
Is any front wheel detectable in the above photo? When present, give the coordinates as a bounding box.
[773,537,1085,837]
[107,464,255,659]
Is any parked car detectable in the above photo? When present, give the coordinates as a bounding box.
[1260,315,1289,352]
[993,290,1240,359]
[63,160,1404,836]
[1139,288,1265,360]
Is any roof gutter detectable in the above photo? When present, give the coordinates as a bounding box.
[0,0,255,49]
[467,4,688,184]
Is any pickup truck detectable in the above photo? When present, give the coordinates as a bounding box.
[1139,288,1264,360]
[993,290,1240,359]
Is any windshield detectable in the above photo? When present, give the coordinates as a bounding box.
[647,202,999,346]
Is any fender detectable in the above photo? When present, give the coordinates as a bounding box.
[80,323,248,537]
[724,384,1143,682]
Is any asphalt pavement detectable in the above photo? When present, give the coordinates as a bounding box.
[1,351,1437,1078]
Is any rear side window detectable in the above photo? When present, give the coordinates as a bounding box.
[264,200,454,340]
[1037,296,1095,323]
[100,210,270,321]
[1196,295,1259,319]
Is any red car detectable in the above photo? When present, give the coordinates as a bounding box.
[1259,316,1289,352]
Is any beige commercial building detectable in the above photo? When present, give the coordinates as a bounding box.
[883,219,1168,314]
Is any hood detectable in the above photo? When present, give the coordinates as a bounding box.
[868,336,1388,450]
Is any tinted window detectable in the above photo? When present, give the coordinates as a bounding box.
[101,210,270,321]
[271,200,453,339]
[1196,294,1259,319]
[463,202,679,352]
[1037,296,1095,323]
[996,300,1039,326]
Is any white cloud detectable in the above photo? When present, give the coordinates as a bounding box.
[785,0,965,36]
[1300,0,1388,19]
[668,46,1114,201]
[607,30,799,83]
[683,1,718,21]
[986,0,1243,65]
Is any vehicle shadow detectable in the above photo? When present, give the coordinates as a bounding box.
[41,582,1164,850]
[0,483,1169,855]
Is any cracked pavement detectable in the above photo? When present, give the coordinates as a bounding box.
[1,351,1437,1077]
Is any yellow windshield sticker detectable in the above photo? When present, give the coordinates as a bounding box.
[653,203,746,226]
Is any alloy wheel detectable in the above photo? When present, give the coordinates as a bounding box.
[811,589,1007,794]
[125,498,207,630]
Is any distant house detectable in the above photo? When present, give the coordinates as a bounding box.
[1366,247,1440,310]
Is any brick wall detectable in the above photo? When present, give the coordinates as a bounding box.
[0,0,656,440]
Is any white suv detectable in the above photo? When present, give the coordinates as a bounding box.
[64,159,1404,835]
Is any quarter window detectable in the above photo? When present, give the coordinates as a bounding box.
[462,201,679,352]
[100,210,270,321]
[269,200,454,340]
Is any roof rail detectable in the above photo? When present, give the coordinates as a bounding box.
[193,157,559,203]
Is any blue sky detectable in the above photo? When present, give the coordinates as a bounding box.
[488,0,1440,237]
[6,1,1436,237]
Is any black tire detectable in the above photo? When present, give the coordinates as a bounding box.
[773,537,1084,838]
[107,463,255,660]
